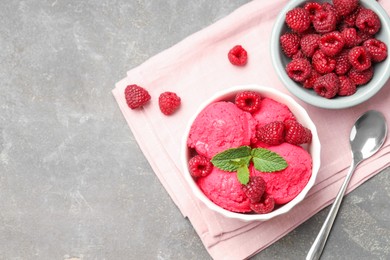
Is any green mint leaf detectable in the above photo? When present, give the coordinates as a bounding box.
[237,165,250,185]
[211,146,252,172]
[251,148,288,172]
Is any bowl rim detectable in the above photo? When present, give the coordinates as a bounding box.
[181,84,321,222]
[270,0,390,109]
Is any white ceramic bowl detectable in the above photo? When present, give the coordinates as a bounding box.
[181,84,321,222]
[271,0,390,109]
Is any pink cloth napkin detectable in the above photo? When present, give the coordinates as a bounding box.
[113,1,390,259]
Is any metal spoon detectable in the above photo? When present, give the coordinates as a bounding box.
[306,110,388,260]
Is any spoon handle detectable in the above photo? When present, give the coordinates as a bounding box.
[306,159,359,260]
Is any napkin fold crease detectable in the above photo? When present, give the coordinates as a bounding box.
[113,1,390,259]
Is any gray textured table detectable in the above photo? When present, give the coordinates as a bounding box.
[1,1,390,259]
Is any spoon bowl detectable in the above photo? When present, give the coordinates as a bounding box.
[307,110,388,260]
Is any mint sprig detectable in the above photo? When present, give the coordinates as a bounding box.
[211,146,288,185]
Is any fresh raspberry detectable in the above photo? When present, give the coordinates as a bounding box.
[343,5,361,27]
[335,49,352,75]
[338,75,357,96]
[356,30,373,44]
[242,176,266,203]
[322,2,340,22]
[235,91,262,113]
[286,58,312,82]
[285,8,311,33]
[300,34,320,57]
[124,84,151,109]
[363,38,388,63]
[348,67,374,85]
[250,194,275,214]
[341,27,360,48]
[228,45,248,66]
[284,119,313,145]
[312,50,336,74]
[304,2,322,21]
[188,155,213,178]
[313,6,337,33]
[256,121,285,146]
[292,50,306,59]
[319,31,345,57]
[303,69,321,89]
[356,8,381,35]
[280,32,301,58]
[332,0,359,16]
[313,73,340,99]
[348,46,372,71]
[158,91,181,115]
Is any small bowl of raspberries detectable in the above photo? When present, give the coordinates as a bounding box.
[181,84,321,221]
[271,0,390,109]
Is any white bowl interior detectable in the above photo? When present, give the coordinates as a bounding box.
[270,0,390,109]
[181,84,321,222]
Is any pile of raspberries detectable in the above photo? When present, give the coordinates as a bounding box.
[281,0,388,99]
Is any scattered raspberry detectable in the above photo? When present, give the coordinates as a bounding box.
[304,2,322,21]
[341,27,360,48]
[319,31,345,56]
[363,38,388,62]
[312,50,336,74]
[313,73,340,99]
[250,194,275,214]
[158,91,181,115]
[356,8,381,35]
[242,176,266,203]
[348,46,372,71]
[284,119,312,145]
[332,0,359,16]
[303,69,321,89]
[313,7,337,33]
[124,84,151,109]
[348,67,374,85]
[286,58,312,82]
[235,91,262,113]
[280,32,301,58]
[338,75,357,96]
[188,155,213,178]
[228,45,248,66]
[335,49,352,75]
[300,34,320,57]
[256,121,285,146]
[285,8,311,33]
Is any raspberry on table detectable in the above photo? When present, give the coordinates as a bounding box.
[312,50,336,74]
[256,121,285,146]
[286,58,312,82]
[235,91,262,113]
[313,73,340,99]
[284,119,312,145]
[280,32,301,58]
[332,0,359,16]
[300,34,320,58]
[319,31,345,57]
[285,7,311,33]
[341,27,360,48]
[356,8,381,35]
[348,67,374,85]
[303,69,321,89]
[335,49,352,75]
[188,155,213,178]
[312,7,337,33]
[338,75,357,96]
[348,46,372,72]
[158,91,181,115]
[228,45,248,66]
[250,194,275,214]
[124,84,151,109]
[242,176,266,203]
[363,38,388,63]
